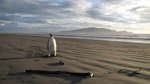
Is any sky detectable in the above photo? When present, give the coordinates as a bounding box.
[0,0,150,34]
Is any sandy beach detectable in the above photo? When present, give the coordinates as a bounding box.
[0,34,150,84]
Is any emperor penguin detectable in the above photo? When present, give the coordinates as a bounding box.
[47,34,57,57]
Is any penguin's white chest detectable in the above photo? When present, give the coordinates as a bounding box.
[48,37,57,56]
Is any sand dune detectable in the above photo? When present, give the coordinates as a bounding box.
[0,34,150,84]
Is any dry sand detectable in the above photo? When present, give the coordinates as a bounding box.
[0,34,150,84]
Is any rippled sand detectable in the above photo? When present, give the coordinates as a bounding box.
[0,34,150,84]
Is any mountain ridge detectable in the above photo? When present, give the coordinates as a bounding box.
[58,27,133,35]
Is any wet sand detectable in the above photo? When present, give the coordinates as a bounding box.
[0,34,150,84]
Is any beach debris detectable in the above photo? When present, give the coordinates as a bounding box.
[34,59,40,61]
[58,61,64,65]
[26,70,94,77]
[1,77,7,80]
[118,68,142,77]
[48,61,64,66]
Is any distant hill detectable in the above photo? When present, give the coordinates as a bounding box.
[58,27,133,36]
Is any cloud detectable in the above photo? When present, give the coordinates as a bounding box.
[0,0,91,21]
[87,0,139,23]
[0,22,5,26]
[130,6,150,23]
[0,0,150,34]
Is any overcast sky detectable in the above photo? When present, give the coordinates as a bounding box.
[0,0,150,34]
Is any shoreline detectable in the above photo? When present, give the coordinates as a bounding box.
[0,33,150,44]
